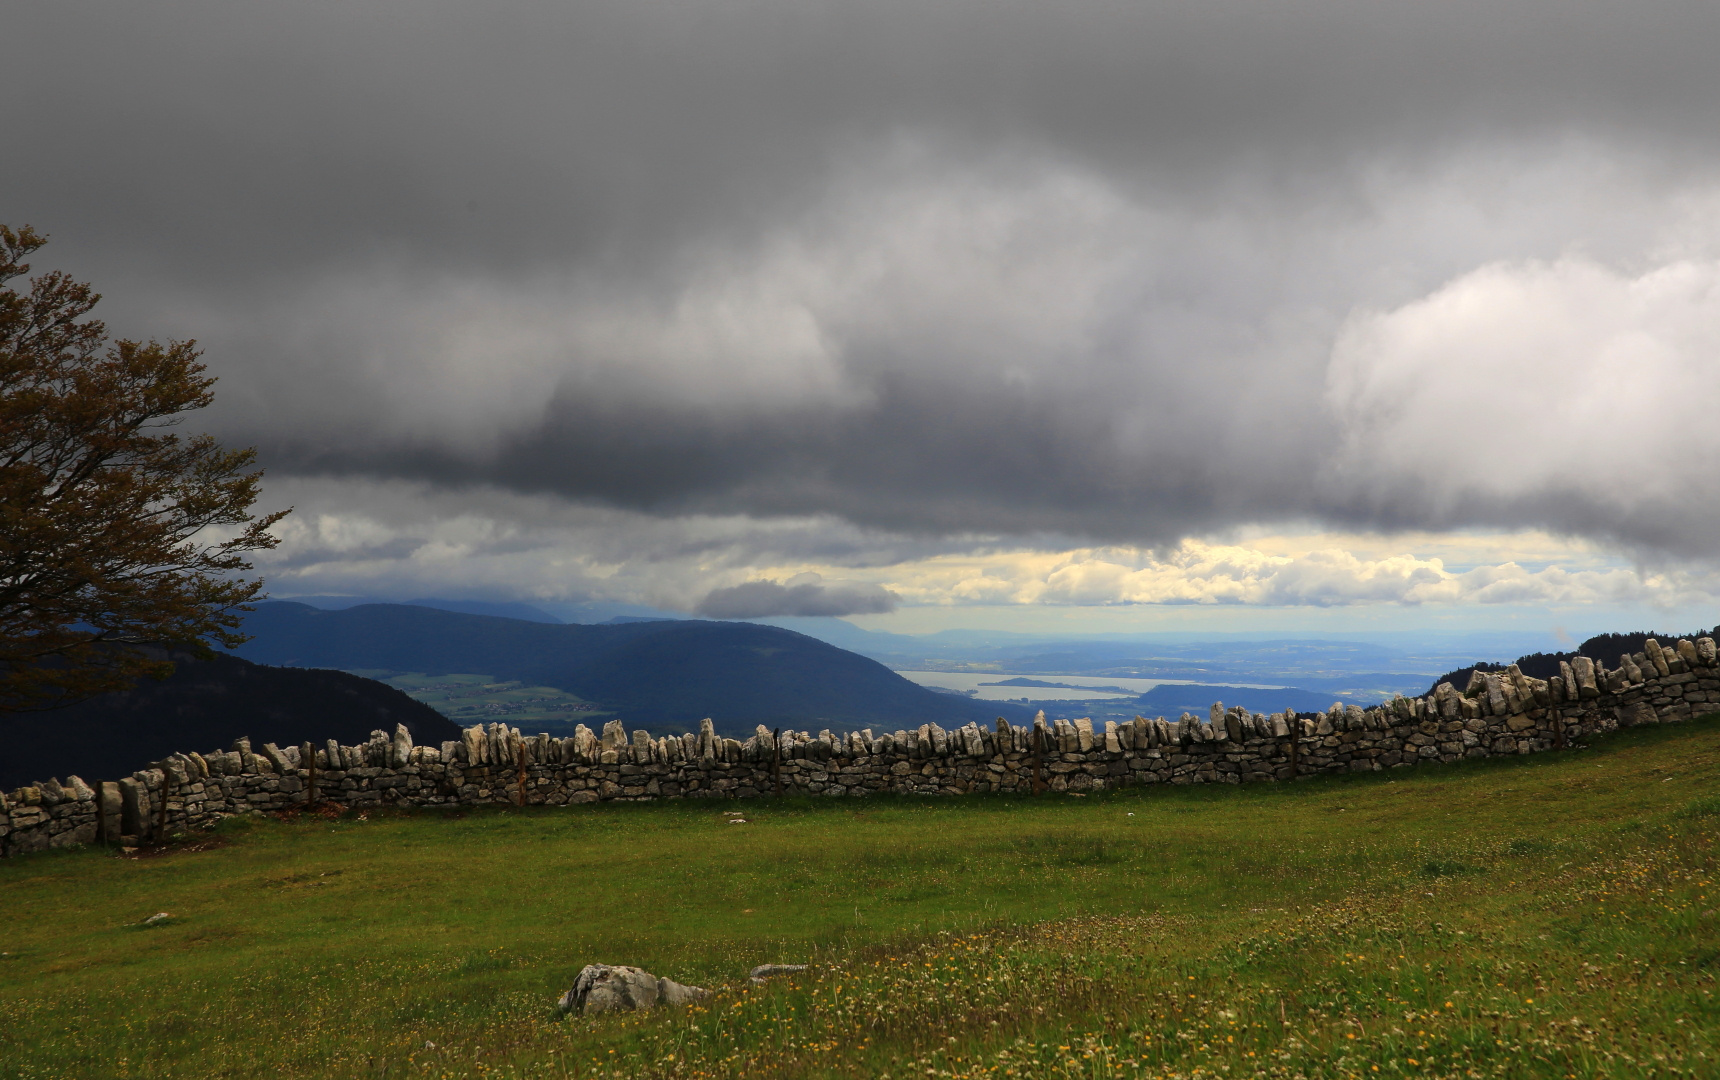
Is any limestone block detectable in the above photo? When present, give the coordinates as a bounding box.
[1645,639,1671,678]
[259,742,291,774]
[1073,718,1094,752]
[1434,682,1458,719]
[602,719,628,753]
[1619,654,1643,685]
[1698,637,1718,667]
[967,724,991,756]
[1571,657,1599,699]
[1483,673,1508,716]
[1677,639,1701,669]
[117,778,150,841]
[1054,718,1077,753]
[98,782,123,843]
[1615,702,1657,728]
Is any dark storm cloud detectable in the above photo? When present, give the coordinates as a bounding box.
[7,1,1720,558]
[697,577,898,620]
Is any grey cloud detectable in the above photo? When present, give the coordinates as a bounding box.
[696,577,899,619]
[6,1,1720,562]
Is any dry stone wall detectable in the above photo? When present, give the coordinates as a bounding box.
[6,636,1720,856]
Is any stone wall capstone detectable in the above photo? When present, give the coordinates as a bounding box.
[5,636,1718,856]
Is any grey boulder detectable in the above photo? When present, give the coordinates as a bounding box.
[557,964,709,1015]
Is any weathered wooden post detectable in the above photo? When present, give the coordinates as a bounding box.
[1288,717,1301,780]
[516,740,528,806]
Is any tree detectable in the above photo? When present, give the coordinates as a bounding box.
[0,225,288,711]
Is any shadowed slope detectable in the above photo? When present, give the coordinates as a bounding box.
[230,602,1029,735]
[0,651,458,789]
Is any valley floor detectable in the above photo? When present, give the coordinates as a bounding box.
[1,718,1717,1079]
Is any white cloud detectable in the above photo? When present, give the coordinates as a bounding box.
[879,540,1712,610]
[1326,257,1720,550]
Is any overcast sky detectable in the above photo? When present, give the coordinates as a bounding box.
[8,0,1720,635]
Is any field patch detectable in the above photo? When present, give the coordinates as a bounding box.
[347,670,614,731]
[1,718,1717,1078]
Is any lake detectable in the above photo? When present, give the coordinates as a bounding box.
[894,671,1286,703]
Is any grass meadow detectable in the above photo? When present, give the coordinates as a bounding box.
[1,717,1717,1079]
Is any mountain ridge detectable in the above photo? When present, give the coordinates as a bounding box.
[231,602,1031,737]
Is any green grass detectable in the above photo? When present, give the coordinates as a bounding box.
[346,670,612,730]
[2,718,1717,1079]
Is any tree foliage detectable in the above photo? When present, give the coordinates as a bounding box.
[0,225,288,710]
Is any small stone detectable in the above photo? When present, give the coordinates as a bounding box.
[141,912,172,927]
[749,963,809,984]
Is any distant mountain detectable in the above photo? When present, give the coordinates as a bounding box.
[1,650,459,790]
[405,598,564,623]
[231,603,1031,737]
[276,595,564,623]
[754,616,935,657]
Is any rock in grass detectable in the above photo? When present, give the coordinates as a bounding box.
[748,964,807,984]
[141,913,172,927]
[557,964,708,1015]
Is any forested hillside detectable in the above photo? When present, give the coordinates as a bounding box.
[2,651,457,789]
